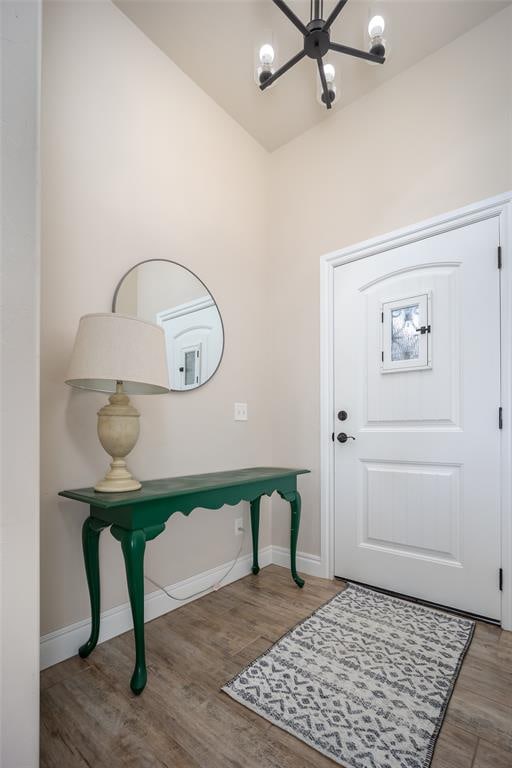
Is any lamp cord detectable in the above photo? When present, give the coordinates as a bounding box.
[144,527,247,602]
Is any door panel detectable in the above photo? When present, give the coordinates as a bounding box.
[361,460,461,564]
[365,266,459,425]
[334,217,501,619]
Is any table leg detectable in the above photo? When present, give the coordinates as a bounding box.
[110,526,147,694]
[111,523,165,695]
[278,490,305,588]
[250,497,261,575]
[290,491,305,588]
[79,516,109,659]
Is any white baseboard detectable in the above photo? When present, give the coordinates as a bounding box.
[40,545,273,670]
[271,545,325,578]
[40,545,325,670]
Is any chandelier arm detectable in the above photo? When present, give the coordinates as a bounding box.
[259,48,307,91]
[317,58,332,110]
[324,0,349,31]
[271,0,309,36]
[330,41,385,64]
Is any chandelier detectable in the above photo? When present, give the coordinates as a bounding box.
[256,1,387,109]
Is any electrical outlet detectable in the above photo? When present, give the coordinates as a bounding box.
[234,517,244,536]
[234,402,248,421]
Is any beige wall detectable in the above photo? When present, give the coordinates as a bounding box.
[41,0,271,635]
[269,6,512,554]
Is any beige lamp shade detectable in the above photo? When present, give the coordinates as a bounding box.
[65,313,170,394]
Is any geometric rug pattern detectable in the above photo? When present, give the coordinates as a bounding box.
[223,583,474,768]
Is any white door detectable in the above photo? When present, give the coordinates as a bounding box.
[334,216,501,620]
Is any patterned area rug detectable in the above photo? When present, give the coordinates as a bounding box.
[222,583,474,768]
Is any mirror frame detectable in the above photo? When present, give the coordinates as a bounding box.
[112,259,225,392]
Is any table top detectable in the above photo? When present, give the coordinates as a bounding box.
[59,467,310,509]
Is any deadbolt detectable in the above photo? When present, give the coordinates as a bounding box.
[337,410,348,421]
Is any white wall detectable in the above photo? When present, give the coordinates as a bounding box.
[41,0,271,637]
[1,1,41,765]
[269,6,512,557]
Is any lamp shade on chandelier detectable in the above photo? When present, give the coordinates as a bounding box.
[256,0,387,109]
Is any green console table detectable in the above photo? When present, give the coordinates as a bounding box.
[60,466,309,694]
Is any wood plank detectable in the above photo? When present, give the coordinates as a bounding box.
[472,738,512,768]
[457,654,512,708]
[466,622,511,670]
[431,722,478,768]
[447,684,512,752]
[41,654,93,692]
[229,635,273,666]
[41,664,200,768]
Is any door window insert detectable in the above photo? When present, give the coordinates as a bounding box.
[381,292,431,372]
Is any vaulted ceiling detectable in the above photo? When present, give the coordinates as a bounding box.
[115,1,510,150]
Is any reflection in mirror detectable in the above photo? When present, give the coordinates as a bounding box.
[113,260,224,391]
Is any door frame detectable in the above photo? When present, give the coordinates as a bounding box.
[319,192,512,629]
[155,294,214,324]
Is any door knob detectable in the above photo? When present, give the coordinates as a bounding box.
[337,432,356,443]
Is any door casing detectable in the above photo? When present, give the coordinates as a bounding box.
[319,192,512,630]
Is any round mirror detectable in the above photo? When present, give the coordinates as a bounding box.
[113,260,224,392]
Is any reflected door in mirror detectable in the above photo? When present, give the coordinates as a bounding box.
[157,297,223,390]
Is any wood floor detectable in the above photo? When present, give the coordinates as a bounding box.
[41,565,512,768]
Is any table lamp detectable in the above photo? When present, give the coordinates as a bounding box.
[65,313,170,492]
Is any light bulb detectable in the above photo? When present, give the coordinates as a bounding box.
[368,15,385,38]
[259,44,275,66]
[323,63,335,84]
[319,82,337,107]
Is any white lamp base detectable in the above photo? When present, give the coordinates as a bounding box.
[95,383,142,493]
[95,458,142,493]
